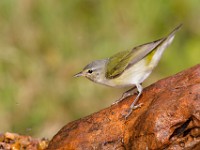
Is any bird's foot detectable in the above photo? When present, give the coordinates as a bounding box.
[112,87,136,105]
[112,92,132,105]
[125,103,143,119]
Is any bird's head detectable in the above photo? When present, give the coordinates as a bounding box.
[74,59,107,83]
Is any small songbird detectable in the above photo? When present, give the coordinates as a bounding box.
[74,24,182,118]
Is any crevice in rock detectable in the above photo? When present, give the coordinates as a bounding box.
[170,117,192,139]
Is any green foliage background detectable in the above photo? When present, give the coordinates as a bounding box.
[0,0,199,138]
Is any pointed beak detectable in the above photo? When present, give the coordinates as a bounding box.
[73,72,84,77]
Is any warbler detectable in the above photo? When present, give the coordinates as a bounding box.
[74,24,182,118]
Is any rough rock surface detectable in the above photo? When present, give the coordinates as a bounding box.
[48,64,200,150]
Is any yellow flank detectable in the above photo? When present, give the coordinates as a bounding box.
[145,49,156,65]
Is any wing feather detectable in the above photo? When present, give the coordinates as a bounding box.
[106,24,182,79]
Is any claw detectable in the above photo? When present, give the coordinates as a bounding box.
[132,103,143,109]
[125,103,143,119]
[112,87,136,105]
[112,93,131,105]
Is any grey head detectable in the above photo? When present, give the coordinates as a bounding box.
[74,59,108,83]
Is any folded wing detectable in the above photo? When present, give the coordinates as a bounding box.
[105,24,182,79]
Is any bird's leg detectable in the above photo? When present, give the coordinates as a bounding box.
[112,86,136,105]
[125,83,143,118]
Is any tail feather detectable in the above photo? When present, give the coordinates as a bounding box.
[148,24,182,68]
[167,24,182,40]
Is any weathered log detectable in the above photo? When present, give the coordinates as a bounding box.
[47,64,200,150]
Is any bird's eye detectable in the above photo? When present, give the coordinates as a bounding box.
[88,70,93,74]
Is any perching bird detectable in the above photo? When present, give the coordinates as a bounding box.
[74,24,182,118]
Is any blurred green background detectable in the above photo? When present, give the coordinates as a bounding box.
[0,0,199,139]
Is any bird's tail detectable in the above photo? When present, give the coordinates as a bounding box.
[163,24,182,44]
[148,24,182,68]
[167,24,182,39]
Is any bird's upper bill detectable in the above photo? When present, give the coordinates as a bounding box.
[74,72,84,77]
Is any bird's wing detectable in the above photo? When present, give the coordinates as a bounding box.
[105,49,133,79]
[106,24,182,79]
[105,39,163,79]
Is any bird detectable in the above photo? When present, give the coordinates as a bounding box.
[74,24,182,118]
